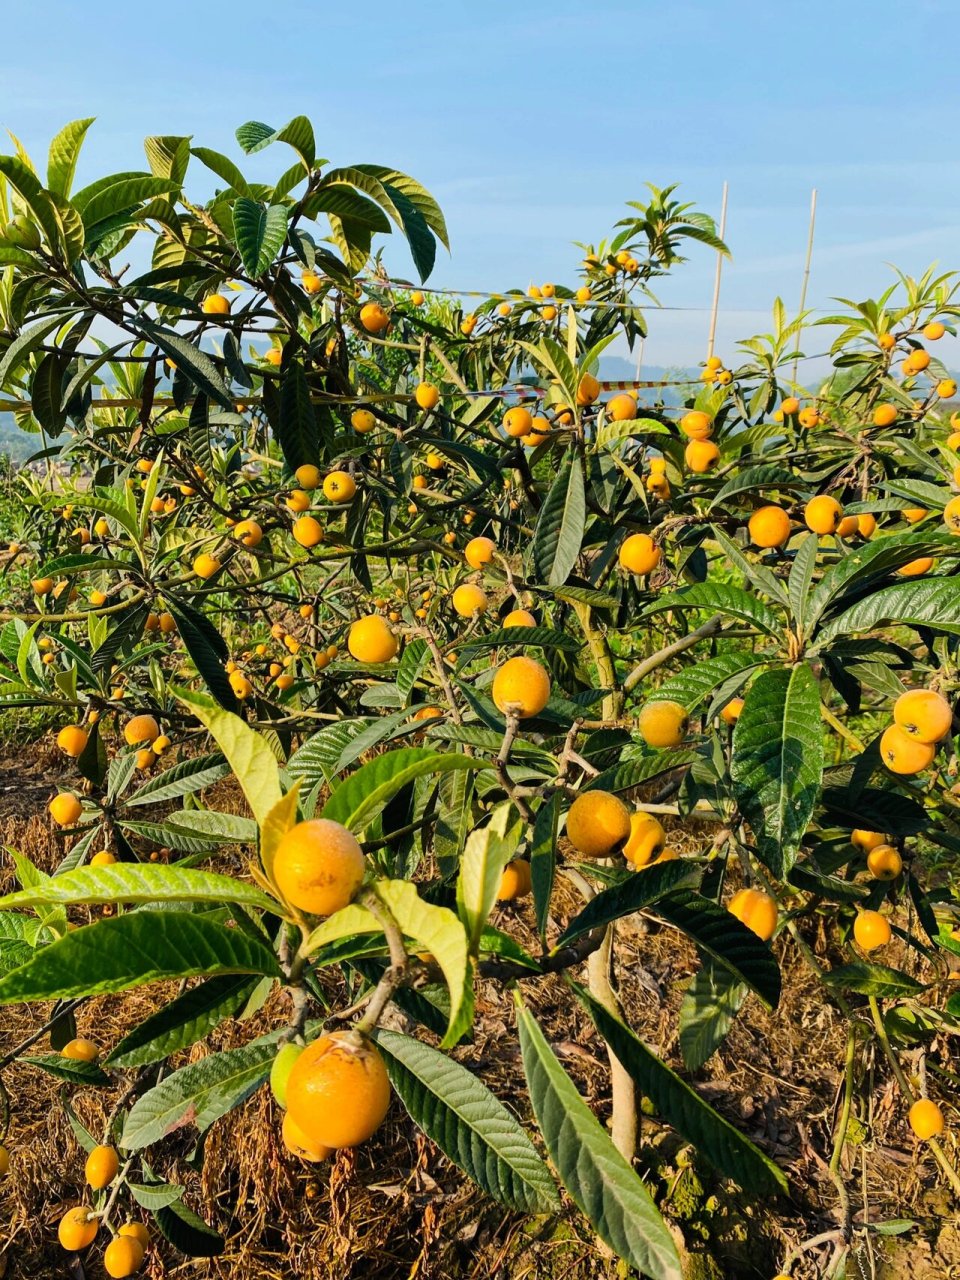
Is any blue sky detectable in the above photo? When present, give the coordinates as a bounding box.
[3,0,959,372]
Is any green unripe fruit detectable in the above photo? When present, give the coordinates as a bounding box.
[270,1041,305,1109]
[3,215,41,250]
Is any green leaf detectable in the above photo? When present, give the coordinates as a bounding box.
[135,320,233,410]
[125,753,230,806]
[808,532,960,632]
[106,975,259,1067]
[374,1028,560,1212]
[456,803,522,955]
[76,176,178,230]
[817,579,960,644]
[651,655,762,717]
[642,583,784,637]
[822,963,923,998]
[572,985,786,1195]
[0,314,67,390]
[530,793,560,940]
[175,689,282,828]
[190,147,252,197]
[586,751,699,794]
[0,155,64,252]
[168,602,238,713]
[232,198,288,276]
[0,863,276,912]
[532,459,586,587]
[120,810,257,855]
[654,889,781,1009]
[154,1198,224,1257]
[555,859,699,948]
[678,963,746,1070]
[516,998,682,1280]
[277,359,316,472]
[730,665,824,878]
[0,911,281,1003]
[121,1037,275,1149]
[128,1180,185,1211]
[454,626,580,654]
[709,465,807,510]
[305,880,470,1047]
[320,748,482,833]
[382,182,436,281]
[19,1053,110,1086]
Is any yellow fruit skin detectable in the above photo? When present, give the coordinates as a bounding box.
[56,725,88,757]
[619,533,661,575]
[273,818,366,916]
[58,1207,98,1252]
[282,1111,333,1161]
[853,910,892,951]
[124,714,159,746]
[851,829,886,853]
[348,615,398,663]
[85,1144,119,1190]
[49,793,82,826]
[638,700,689,749]
[118,1223,150,1249]
[465,536,495,569]
[893,689,953,744]
[0,1145,9,1175]
[414,382,440,410]
[720,698,744,725]
[323,471,357,503]
[351,409,376,433]
[286,1031,391,1149]
[293,516,324,549]
[492,657,551,718]
[679,410,712,440]
[359,302,389,333]
[497,859,532,901]
[880,724,936,775]
[503,609,536,628]
[62,1038,98,1062]
[909,1098,945,1140]
[103,1236,145,1278]
[622,812,666,868]
[898,556,934,577]
[606,394,637,421]
[804,495,843,534]
[193,553,221,579]
[748,505,791,548]
[452,584,487,617]
[566,790,632,858]
[866,845,903,880]
[503,407,533,437]
[727,888,778,941]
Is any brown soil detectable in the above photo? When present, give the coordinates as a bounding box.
[0,746,956,1279]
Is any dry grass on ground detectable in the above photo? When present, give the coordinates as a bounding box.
[0,748,957,1278]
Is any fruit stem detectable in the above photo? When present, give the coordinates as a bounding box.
[868,995,960,1197]
[354,893,410,1036]
[566,867,636,1161]
[570,601,622,721]
[495,713,533,822]
[829,1022,857,1176]
[622,613,724,694]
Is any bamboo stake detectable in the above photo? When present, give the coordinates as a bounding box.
[791,188,818,385]
[705,181,729,360]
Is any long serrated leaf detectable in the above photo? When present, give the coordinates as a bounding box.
[516,999,682,1280]
[730,664,823,878]
[573,984,786,1194]
[0,911,280,1003]
[374,1028,559,1212]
